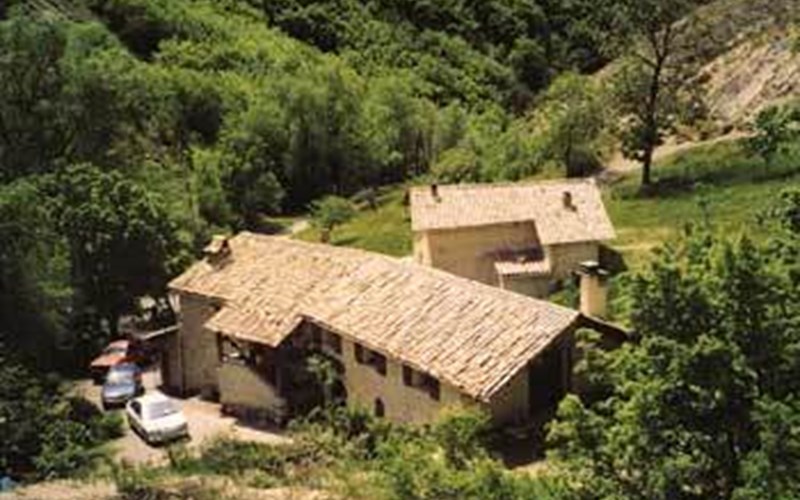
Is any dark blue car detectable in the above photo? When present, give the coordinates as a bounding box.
[101,362,143,409]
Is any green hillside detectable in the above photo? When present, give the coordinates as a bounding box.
[2,0,800,497]
[298,138,800,267]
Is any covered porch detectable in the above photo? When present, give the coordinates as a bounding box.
[213,321,345,426]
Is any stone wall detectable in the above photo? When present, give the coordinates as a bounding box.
[498,273,550,298]
[545,242,599,280]
[486,367,530,424]
[336,336,531,425]
[416,224,599,299]
[338,337,466,424]
[176,293,220,395]
[415,222,539,286]
[167,298,536,426]
[218,362,287,417]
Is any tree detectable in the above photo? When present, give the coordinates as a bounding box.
[536,72,606,177]
[747,104,800,167]
[0,16,70,181]
[0,179,70,366]
[606,0,698,188]
[310,195,356,243]
[49,164,184,336]
[0,352,122,480]
[548,204,800,498]
[306,354,338,409]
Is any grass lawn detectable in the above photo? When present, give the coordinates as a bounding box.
[294,139,800,270]
[296,188,412,257]
[607,140,800,268]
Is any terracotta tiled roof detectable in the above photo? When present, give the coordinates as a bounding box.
[409,179,616,245]
[170,233,580,402]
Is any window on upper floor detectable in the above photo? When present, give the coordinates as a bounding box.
[323,331,342,354]
[354,343,386,376]
[402,364,440,401]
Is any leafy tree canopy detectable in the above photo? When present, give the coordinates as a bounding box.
[549,190,800,499]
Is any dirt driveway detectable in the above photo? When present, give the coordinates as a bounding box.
[74,366,289,466]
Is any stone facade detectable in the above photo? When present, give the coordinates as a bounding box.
[337,337,468,424]
[545,242,599,281]
[413,224,600,298]
[164,291,546,426]
[217,362,287,416]
[414,222,540,286]
[164,293,220,395]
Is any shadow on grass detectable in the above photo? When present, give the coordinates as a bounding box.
[614,142,800,201]
[332,236,359,247]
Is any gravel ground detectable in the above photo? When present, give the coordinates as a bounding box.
[72,366,289,466]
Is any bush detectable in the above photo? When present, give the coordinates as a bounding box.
[196,439,299,477]
[432,408,491,469]
[0,355,121,481]
[309,196,356,242]
[33,419,105,480]
[94,412,125,441]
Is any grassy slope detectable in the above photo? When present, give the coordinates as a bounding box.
[608,140,800,267]
[296,188,412,257]
[295,140,800,269]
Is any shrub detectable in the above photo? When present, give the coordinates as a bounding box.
[33,419,105,479]
[432,408,491,469]
[309,196,356,242]
[94,412,125,441]
[0,357,119,481]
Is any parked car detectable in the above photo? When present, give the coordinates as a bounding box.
[125,393,189,445]
[101,362,143,409]
[90,338,157,382]
[90,340,134,383]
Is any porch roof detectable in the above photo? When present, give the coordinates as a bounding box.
[170,233,580,402]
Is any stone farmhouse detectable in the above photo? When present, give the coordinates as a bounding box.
[163,232,617,426]
[410,179,615,299]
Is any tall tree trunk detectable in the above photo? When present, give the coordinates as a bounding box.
[641,143,654,186]
[642,57,664,189]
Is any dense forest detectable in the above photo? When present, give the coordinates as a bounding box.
[1,0,799,496]
[0,0,662,368]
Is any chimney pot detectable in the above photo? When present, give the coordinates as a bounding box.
[431,184,440,202]
[563,191,575,210]
[204,235,232,263]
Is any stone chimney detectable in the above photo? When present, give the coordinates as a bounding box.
[577,260,609,318]
[562,191,576,211]
[204,235,232,263]
[431,183,440,202]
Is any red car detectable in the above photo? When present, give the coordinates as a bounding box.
[90,340,136,383]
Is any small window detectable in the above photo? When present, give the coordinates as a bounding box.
[424,377,441,401]
[402,365,413,386]
[403,365,441,401]
[374,398,385,418]
[370,352,387,376]
[325,331,342,354]
[355,344,386,376]
[354,343,365,364]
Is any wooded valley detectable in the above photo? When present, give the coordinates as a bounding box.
[1,0,799,498]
